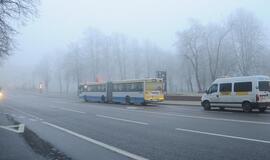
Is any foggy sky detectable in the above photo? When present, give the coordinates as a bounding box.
[2,0,270,67]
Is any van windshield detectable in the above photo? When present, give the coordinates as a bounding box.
[258,81,270,91]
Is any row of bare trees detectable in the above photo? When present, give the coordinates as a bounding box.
[31,9,270,94]
[33,28,174,94]
[176,9,270,92]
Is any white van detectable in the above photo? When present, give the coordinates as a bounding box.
[201,75,270,112]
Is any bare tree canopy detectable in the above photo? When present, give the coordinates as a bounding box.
[0,0,38,58]
[176,9,268,91]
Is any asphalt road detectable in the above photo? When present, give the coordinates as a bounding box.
[1,90,270,160]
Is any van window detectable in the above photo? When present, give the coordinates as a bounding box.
[209,84,218,93]
[259,81,270,91]
[234,82,252,92]
[220,83,232,92]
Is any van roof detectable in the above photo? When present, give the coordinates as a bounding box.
[213,75,270,83]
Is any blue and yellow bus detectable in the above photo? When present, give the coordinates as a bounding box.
[78,78,164,105]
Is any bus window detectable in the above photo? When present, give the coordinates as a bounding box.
[146,82,163,92]
[113,84,118,92]
[135,82,143,92]
[87,85,91,92]
[126,83,131,92]
[119,84,124,92]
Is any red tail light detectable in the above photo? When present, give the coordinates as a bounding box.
[256,94,259,102]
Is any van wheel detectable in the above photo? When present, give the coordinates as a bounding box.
[101,95,105,103]
[259,107,267,113]
[203,101,211,110]
[125,96,131,104]
[242,102,252,113]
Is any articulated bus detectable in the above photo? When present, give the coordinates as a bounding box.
[78,78,164,105]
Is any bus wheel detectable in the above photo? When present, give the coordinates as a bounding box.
[125,96,131,104]
[202,101,211,110]
[101,95,106,103]
[141,101,147,106]
[242,101,252,113]
[259,107,267,113]
[84,96,88,102]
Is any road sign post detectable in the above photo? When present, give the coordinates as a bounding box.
[156,71,167,94]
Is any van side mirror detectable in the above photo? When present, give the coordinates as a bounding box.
[205,89,209,94]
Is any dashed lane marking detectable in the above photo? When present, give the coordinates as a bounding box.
[59,108,85,114]
[176,128,270,144]
[96,114,149,125]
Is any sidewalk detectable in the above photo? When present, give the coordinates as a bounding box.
[158,100,201,106]
[0,113,45,160]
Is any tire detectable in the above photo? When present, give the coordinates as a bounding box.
[125,96,131,104]
[84,96,88,102]
[242,101,252,113]
[101,95,105,103]
[259,107,267,113]
[141,101,147,106]
[202,101,211,110]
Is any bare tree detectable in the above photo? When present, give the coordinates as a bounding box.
[177,21,204,91]
[0,0,38,57]
[204,24,231,81]
[229,9,265,76]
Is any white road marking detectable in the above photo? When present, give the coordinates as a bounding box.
[8,107,43,121]
[126,107,140,110]
[29,118,37,122]
[176,128,270,144]
[59,108,85,114]
[0,124,25,133]
[42,121,149,160]
[162,113,270,125]
[118,109,270,125]
[96,114,149,125]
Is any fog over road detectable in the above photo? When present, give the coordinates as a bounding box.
[1,91,270,160]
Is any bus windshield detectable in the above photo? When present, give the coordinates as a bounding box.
[259,81,270,91]
[146,82,163,92]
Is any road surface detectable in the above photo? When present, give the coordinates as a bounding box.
[0,90,270,160]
